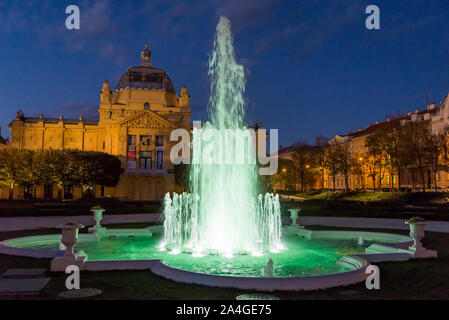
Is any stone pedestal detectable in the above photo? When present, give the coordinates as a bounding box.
[88,208,106,239]
[51,222,87,272]
[405,220,437,259]
[263,258,274,277]
[288,208,302,228]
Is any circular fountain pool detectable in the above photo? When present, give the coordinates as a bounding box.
[0,226,412,278]
[8,234,366,277]
[0,226,414,290]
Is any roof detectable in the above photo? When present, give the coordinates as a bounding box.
[278,144,320,155]
[341,103,440,139]
[13,117,99,126]
[115,66,176,93]
[114,44,177,94]
[278,145,296,155]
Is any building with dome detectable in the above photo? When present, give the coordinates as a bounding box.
[6,45,191,200]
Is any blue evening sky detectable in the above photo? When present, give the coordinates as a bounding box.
[0,0,448,146]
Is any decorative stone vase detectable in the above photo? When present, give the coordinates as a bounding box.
[407,221,426,251]
[263,258,274,277]
[405,219,437,259]
[91,208,105,228]
[51,222,87,272]
[57,222,84,258]
[88,207,107,240]
[288,208,301,227]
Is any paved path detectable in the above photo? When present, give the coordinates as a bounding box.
[0,214,160,232]
[299,216,449,234]
[1,214,449,234]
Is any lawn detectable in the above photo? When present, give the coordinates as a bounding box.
[291,191,449,204]
[280,191,449,221]
[0,223,448,299]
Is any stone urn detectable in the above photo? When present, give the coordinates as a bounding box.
[90,206,105,228]
[405,217,437,259]
[51,222,87,272]
[288,208,301,227]
[406,218,426,250]
[263,258,274,277]
[57,222,84,258]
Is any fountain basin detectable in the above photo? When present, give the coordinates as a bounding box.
[0,225,414,290]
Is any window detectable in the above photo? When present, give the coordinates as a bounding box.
[140,151,152,170]
[140,135,152,146]
[128,135,137,146]
[392,175,397,185]
[144,102,150,110]
[64,186,73,200]
[44,184,53,199]
[102,141,105,150]
[412,170,417,183]
[156,135,164,147]
[156,149,164,169]
[127,135,137,169]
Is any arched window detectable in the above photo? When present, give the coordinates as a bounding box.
[144,102,150,110]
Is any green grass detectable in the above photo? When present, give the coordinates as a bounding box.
[340,192,404,202]
[290,191,449,204]
[291,191,343,200]
[0,223,448,299]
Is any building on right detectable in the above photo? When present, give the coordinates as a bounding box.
[278,92,449,191]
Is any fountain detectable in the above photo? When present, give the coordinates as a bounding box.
[0,17,433,291]
[160,17,283,257]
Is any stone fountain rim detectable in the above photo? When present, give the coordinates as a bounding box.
[0,226,416,291]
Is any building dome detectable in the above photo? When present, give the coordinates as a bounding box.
[114,44,176,94]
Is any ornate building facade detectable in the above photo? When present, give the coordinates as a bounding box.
[278,93,449,191]
[6,45,191,200]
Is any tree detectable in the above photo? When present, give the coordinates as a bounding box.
[427,126,449,190]
[402,120,432,191]
[0,148,32,199]
[314,135,328,191]
[94,152,122,187]
[270,158,295,191]
[335,142,354,192]
[352,153,365,190]
[291,141,313,191]
[324,143,339,191]
[174,163,191,191]
[15,149,37,198]
[365,129,389,190]
[382,124,411,190]
[32,150,53,194]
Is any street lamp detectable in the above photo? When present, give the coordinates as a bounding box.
[359,157,365,190]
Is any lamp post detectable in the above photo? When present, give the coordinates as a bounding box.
[359,157,365,190]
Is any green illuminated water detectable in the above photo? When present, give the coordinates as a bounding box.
[161,17,282,257]
[19,234,373,277]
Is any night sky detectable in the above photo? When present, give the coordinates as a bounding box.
[0,0,448,146]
